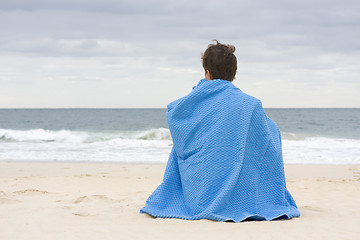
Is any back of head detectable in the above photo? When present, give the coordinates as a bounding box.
[202,40,237,82]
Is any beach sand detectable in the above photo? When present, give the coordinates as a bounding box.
[0,162,359,240]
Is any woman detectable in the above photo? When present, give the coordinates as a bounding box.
[140,40,300,222]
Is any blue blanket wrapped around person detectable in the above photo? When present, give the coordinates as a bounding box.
[140,78,300,222]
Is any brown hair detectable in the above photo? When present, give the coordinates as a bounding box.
[201,40,237,81]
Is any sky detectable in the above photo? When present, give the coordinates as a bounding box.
[0,0,359,108]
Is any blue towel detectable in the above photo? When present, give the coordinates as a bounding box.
[140,79,300,222]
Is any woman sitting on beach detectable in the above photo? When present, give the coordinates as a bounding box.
[140,40,300,222]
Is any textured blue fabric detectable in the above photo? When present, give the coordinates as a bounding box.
[140,79,300,222]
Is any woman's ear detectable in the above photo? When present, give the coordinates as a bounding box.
[205,70,213,81]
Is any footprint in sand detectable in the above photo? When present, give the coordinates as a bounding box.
[300,205,323,212]
[57,195,122,205]
[56,195,122,217]
[72,211,91,217]
[74,173,93,178]
[0,198,21,204]
[73,196,92,204]
[0,197,21,204]
[56,194,124,217]
[0,191,21,204]
[353,171,360,179]
[13,189,49,196]
[92,195,120,202]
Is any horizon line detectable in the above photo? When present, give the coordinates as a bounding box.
[1,107,359,110]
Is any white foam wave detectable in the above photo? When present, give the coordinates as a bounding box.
[0,128,173,163]
[281,132,309,140]
[0,128,359,164]
[135,128,172,141]
[0,129,87,143]
[282,137,360,164]
[0,128,172,143]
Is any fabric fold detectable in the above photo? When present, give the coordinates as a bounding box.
[140,79,300,222]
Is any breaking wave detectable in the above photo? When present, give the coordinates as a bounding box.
[0,128,172,143]
[1,128,359,164]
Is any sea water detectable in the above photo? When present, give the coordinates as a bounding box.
[0,108,359,164]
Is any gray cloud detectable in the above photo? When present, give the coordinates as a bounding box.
[0,0,359,107]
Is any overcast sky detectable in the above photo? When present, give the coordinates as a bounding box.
[0,0,359,108]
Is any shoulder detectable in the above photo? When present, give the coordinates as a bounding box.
[227,84,263,110]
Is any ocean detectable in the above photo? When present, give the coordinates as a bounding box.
[0,108,359,164]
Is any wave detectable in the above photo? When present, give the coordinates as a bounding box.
[0,128,172,143]
[281,132,309,140]
[0,128,87,143]
[135,128,172,141]
[1,128,359,164]
[282,137,360,164]
[0,128,172,163]
[1,128,355,144]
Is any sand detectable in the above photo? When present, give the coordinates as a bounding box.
[0,162,359,240]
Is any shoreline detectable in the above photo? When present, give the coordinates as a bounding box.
[1,162,359,239]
